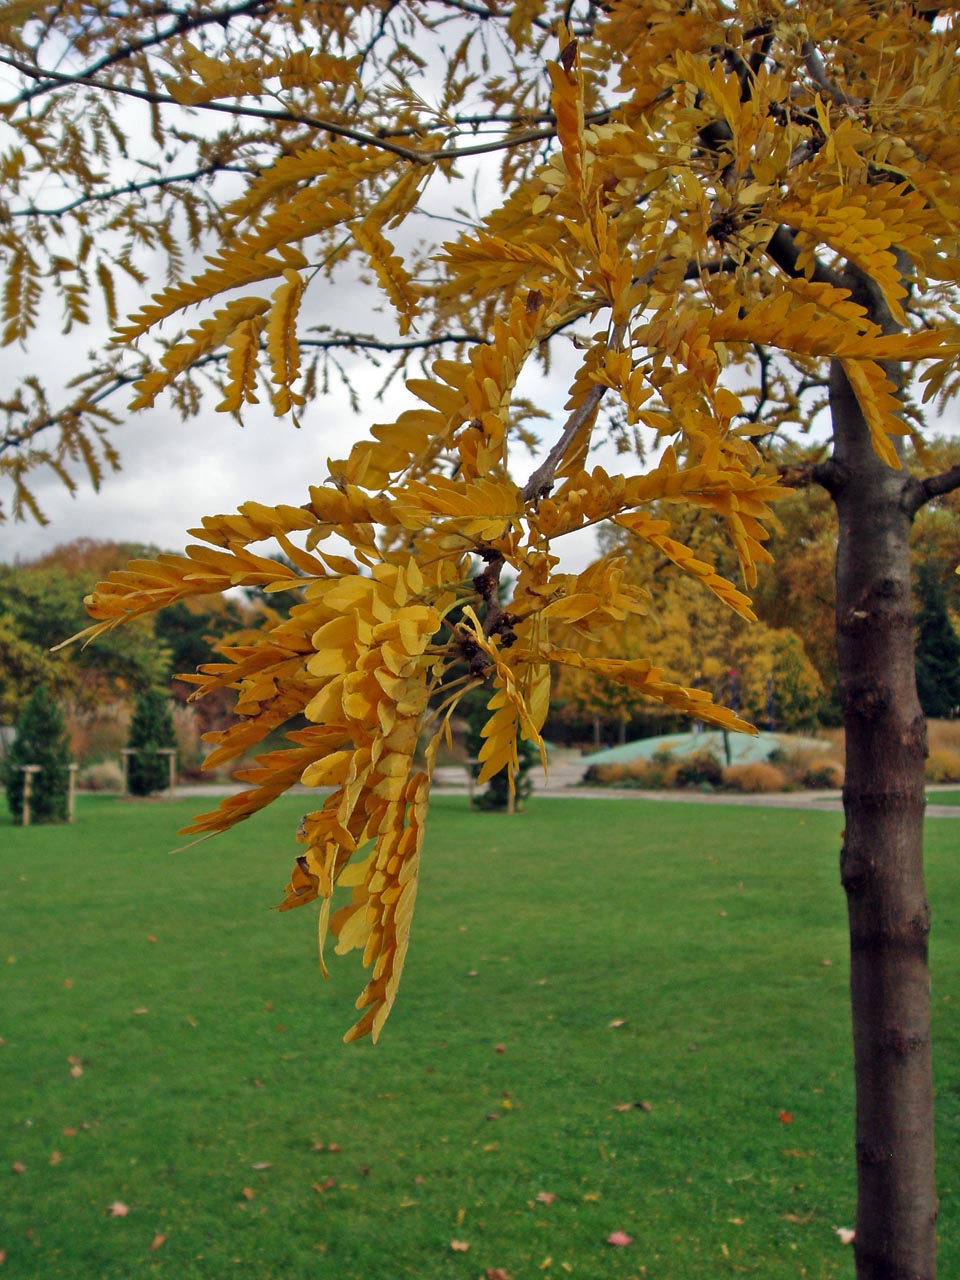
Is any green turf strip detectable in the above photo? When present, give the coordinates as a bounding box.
[927,789,960,806]
[1,794,958,1279]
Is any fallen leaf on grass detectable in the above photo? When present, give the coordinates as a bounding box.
[132,1008,148,1016]
[450,1239,470,1252]
[485,1270,512,1279]
[108,1202,129,1217]
[147,935,157,943]
[62,1128,76,1137]
[494,1043,506,1054]
[836,1227,856,1245]
[11,1162,25,1174]
[778,1110,794,1124]
[0,1247,6,1263]
[535,1191,555,1205]
[63,979,73,989]
[49,1152,62,1166]
[250,1162,271,1170]
[606,1230,633,1246]
[607,1019,626,1029]
[241,1188,255,1201]
[70,1065,83,1078]
[150,1233,167,1251]
[313,1179,336,1194]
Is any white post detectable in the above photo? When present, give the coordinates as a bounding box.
[156,749,177,798]
[120,749,136,795]
[20,764,41,826]
[67,763,78,822]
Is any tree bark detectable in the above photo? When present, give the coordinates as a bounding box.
[828,354,937,1280]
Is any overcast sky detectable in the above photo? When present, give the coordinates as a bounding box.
[0,83,613,576]
[0,322,610,573]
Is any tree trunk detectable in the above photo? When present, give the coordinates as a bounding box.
[828,354,936,1280]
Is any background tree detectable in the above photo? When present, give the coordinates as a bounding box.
[558,519,824,741]
[3,684,71,823]
[464,686,535,810]
[0,543,171,717]
[9,4,960,1277]
[914,564,960,720]
[126,688,177,796]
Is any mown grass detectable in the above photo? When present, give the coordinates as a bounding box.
[2,794,958,1280]
[927,789,960,806]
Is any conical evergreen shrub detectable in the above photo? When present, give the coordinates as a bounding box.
[126,688,177,796]
[915,566,960,719]
[3,685,71,824]
[465,694,535,811]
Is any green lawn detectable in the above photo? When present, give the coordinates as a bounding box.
[2,794,958,1280]
[928,789,960,806]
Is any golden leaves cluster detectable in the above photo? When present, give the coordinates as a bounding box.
[60,5,960,1039]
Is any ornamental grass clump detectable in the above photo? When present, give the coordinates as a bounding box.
[722,762,788,793]
[925,750,960,784]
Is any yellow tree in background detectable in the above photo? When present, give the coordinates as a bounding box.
[5,4,960,1276]
[554,521,823,740]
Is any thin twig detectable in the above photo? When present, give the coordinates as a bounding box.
[0,53,567,166]
[521,382,606,502]
[6,163,252,218]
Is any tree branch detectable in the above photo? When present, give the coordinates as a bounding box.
[521,382,607,503]
[0,51,569,166]
[904,463,960,515]
[800,40,864,108]
[6,162,253,218]
[778,457,846,495]
[13,0,274,105]
[764,224,846,291]
[300,332,487,353]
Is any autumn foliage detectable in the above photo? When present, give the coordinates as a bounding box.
[1,3,957,1069]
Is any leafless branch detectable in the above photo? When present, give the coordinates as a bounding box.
[6,162,253,218]
[904,463,960,515]
[521,382,606,503]
[800,40,864,108]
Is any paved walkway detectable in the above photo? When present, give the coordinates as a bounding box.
[169,758,960,817]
